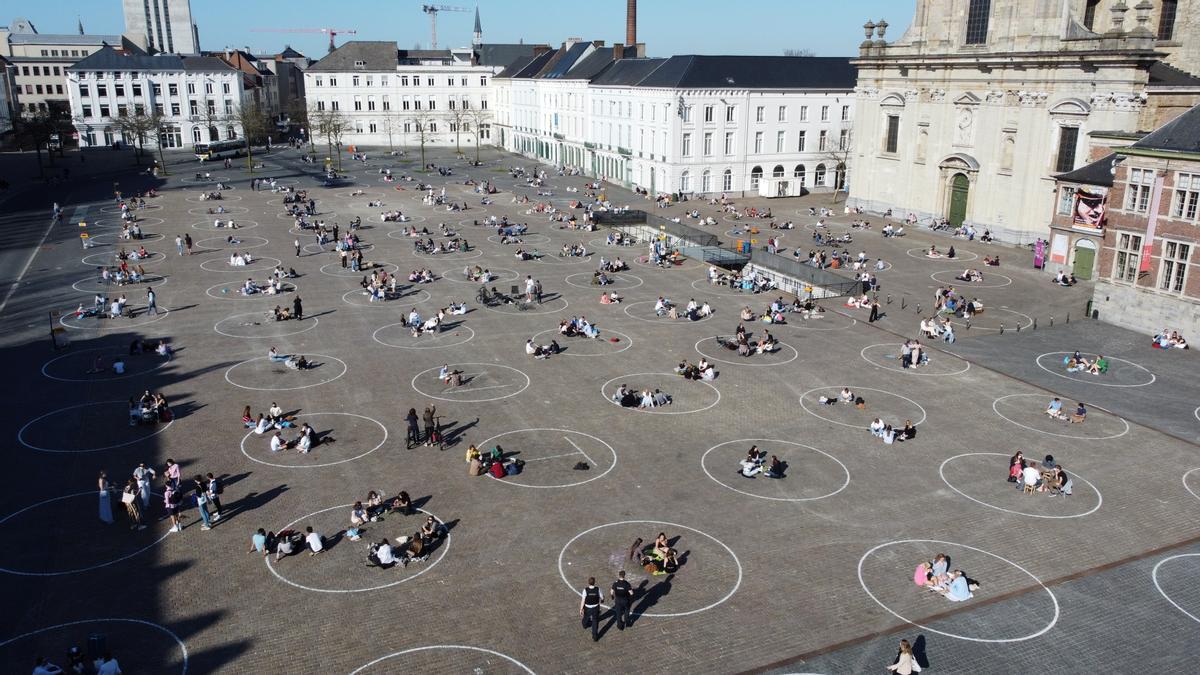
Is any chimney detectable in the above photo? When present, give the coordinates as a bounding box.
[626,0,637,47]
[613,43,624,60]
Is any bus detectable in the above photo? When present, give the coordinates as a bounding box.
[194,139,243,161]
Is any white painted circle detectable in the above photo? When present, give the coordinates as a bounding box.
[0,491,170,575]
[1187,468,1200,502]
[701,439,849,502]
[349,646,533,675]
[535,252,593,265]
[374,323,475,349]
[72,274,168,293]
[789,312,858,331]
[320,262,398,278]
[101,203,165,212]
[200,256,282,273]
[59,307,170,331]
[440,267,521,285]
[382,214,428,226]
[1195,406,1200,423]
[1034,352,1157,388]
[195,235,269,251]
[906,247,979,262]
[224,354,348,391]
[180,175,230,185]
[991,394,1131,440]
[191,219,260,231]
[565,271,644,290]
[41,346,167,383]
[276,209,339,221]
[0,619,187,672]
[89,231,165,245]
[694,336,798,367]
[488,233,551,245]
[622,300,713,324]
[264,504,449,593]
[859,343,971,376]
[482,296,569,315]
[185,193,242,203]
[1152,554,1200,624]
[688,277,765,297]
[799,386,927,428]
[947,307,1034,333]
[239,412,387,468]
[188,205,248,216]
[82,250,165,266]
[411,363,530,402]
[90,216,167,229]
[214,312,315,338]
[530,328,632,356]
[600,373,721,415]
[411,247,483,261]
[939,452,1102,519]
[930,269,1013,288]
[204,281,295,301]
[476,428,617,489]
[558,520,743,618]
[858,539,1059,643]
[18,401,174,453]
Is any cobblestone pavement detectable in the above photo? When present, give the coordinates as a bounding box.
[0,146,1197,673]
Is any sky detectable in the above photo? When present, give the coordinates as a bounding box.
[11,0,912,58]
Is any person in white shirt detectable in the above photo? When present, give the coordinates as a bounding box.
[270,432,286,452]
[296,431,312,454]
[370,539,397,568]
[305,526,324,555]
[269,402,282,418]
[839,387,855,404]
[870,418,885,438]
[95,653,122,675]
[1022,464,1043,490]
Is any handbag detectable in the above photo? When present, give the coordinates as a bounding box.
[121,491,136,504]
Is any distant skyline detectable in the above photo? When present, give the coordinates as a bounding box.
[8,0,911,58]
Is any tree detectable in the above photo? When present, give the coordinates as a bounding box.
[465,107,494,164]
[287,99,314,153]
[783,48,815,57]
[823,128,852,203]
[232,103,272,173]
[409,110,441,170]
[445,107,467,158]
[379,110,400,153]
[310,107,350,171]
[112,108,163,165]
[199,104,228,144]
[18,110,69,177]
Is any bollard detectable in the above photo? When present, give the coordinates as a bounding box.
[916,303,921,315]
[1033,317,1037,330]
[1001,323,1006,334]
[1050,315,1054,327]
[886,293,892,305]
[901,297,906,310]
[1066,312,1070,324]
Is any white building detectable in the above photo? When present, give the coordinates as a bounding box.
[122,0,200,55]
[0,17,125,117]
[497,50,857,196]
[303,40,542,149]
[66,45,244,149]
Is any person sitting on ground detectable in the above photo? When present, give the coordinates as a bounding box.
[350,501,371,527]
[1071,402,1088,423]
[1088,355,1109,375]
[305,526,324,556]
[739,446,764,478]
[870,418,886,438]
[367,538,398,569]
[1048,465,1072,496]
[940,570,974,602]
[764,455,785,478]
[839,387,855,405]
[896,420,917,442]
[1022,462,1043,491]
[1044,397,1065,419]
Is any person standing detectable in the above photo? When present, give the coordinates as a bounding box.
[176,234,184,256]
[206,473,223,521]
[133,462,155,510]
[405,407,421,448]
[422,404,437,446]
[163,458,181,490]
[122,479,145,530]
[611,570,633,630]
[294,238,301,257]
[184,233,194,256]
[193,475,213,530]
[98,470,114,525]
[293,295,304,321]
[579,576,603,642]
[869,300,880,323]
[886,639,919,674]
[145,286,158,315]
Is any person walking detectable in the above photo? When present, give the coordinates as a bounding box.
[293,295,304,321]
[611,570,634,630]
[184,233,194,256]
[294,238,301,257]
[886,639,920,674]
[176,234,184,256]
[193,475,213,530]
[164,483,185,532]
[206,473,223,521]
[146,286,158,315]
[133,462,156,510]
[869,300,880,323]
[98,470,114,525]
[580,577,603,641]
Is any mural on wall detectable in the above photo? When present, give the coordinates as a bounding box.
[1072,188,1107,229]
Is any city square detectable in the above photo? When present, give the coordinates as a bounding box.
[1,1,1199,674]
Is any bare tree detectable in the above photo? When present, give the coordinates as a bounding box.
[232,103,272,173]
[409,110,441,170]
[311,106,351,171]
[465,107,493,165]
[379,109,401,154]
[287,99,314,153]
[445,107,467,158]
[199,103,229,145]
[822,128,852,203]
[112,108,163,165]
[783,48,816,57]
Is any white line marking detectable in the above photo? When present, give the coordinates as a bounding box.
[0,203,80,317]
[564,436,595,465]
[440,382,516,394]
[523,450,584,462]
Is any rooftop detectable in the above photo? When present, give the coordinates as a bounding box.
[1053,153,1116,187]
[1128,103,1200,155]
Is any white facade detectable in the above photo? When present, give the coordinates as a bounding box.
[122,0,199,55]
[304,49,499,150]
[506,80,853,196]
[67,56,243,149]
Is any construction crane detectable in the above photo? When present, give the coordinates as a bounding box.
[421,5,470,50]
[250,27,358,53]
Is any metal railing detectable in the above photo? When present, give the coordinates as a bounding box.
[592,209,719,247]
[748,250,861,299]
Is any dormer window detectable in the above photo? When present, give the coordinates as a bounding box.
[354,60,366,68]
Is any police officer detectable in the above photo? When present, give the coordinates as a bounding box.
[611,570,634,631]
[579,576,603,641]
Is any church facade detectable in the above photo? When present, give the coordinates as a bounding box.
[848,0,1198,244]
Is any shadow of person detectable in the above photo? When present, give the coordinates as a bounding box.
[630,574,673,626]
[913,634,930,670]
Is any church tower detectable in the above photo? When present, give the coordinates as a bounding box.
[473,6,482,48]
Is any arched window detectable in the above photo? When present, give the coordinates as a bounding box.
[226,125,236,140]
[750,165,763,190]
[772,164,785,178]
[835,162,846,190]
[701,169,711,193]
[815,163,827,186]
[680,170,690,193]
[208,126,219,142]
[722,168,732,192]
[192,127,202,143]
[794,164,806,185]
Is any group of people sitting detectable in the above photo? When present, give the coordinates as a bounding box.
[926,244,957,259]
[629,533,681,576]
[241,276,289,296]
[983,255,1000,266]
[604,231,636,246]
[525,337,563,359]
[1152,329,1189,349]
[267,422,323,454]
[914,554,978,602]
[560,242,588,257]
[737,446,786,478]
[818,387,866,408]
[365,515,447,569]
[228,251,255,267]
[267,347,311,370]
[870,418,917,444]
[558,316,602,339]
[128,390,171,425]
[243,403,297,434]
[1043,397,1088,424]
[880,223,905,237]
[1052,270,1078,286]
[740,304,788,324]
[716,325,778,356]
[655,297,713,321]
[116,246,153,262]
[598,256,629,273]
[1063,351,1108,375]
[955,268,985,282]
[611,384,672,409]
[1008,451,1073,496]
[407,307,449,336]
[934,286,984,317]
[414,237,468,255]
[465,444,528,478]
[674,358,717,381]
[94,264,151,287]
